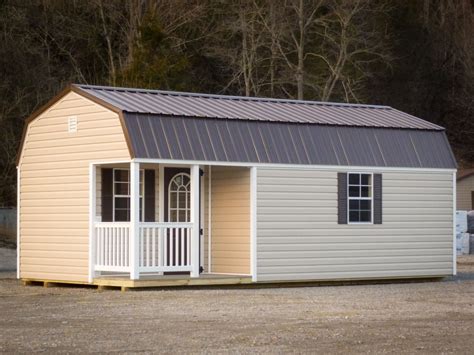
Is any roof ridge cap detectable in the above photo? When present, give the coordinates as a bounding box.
[73,84,392,110]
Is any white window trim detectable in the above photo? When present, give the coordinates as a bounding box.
[347,172,374,225]
[112,168,145,222]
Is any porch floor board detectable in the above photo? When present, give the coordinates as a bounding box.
[93,273,253,289]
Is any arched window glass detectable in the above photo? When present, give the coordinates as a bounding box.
[168,173,191,222]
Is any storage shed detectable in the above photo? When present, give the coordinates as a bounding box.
[457,169,474,211]
[16,84,458,288]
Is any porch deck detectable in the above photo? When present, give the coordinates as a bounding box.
[93,273,253,289]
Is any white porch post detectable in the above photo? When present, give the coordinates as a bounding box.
[130,161,140,280]
[88,164,96,283]
[190,164,200,277]
[250,166,257,282]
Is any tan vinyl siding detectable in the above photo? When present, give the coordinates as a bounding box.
[155,167,160,221]
[19,91,130,282]
[457,175,474,211]
[210,167,250,274]
[256,168,454,282]
[96,168,101,219]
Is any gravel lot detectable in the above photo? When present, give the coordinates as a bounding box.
[1,247,473,354]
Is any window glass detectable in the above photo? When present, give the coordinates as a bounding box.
[349,174,360,185]
[114,169,129,182]
[170,210,178,222]
[349,186,360,197]
[348,173,372,223]
[361,186,370,197]
[170,192,177,209]
[360,211,371,222]
[112,169,145,222]
[361,174,370,185]
[114,182,129,195]
[115,197,130,209]
[115,209,129,222]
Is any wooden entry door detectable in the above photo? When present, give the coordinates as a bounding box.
[163,168,201,272]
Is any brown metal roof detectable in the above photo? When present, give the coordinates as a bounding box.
[74,84,444,130]
[123,113,457,169]
[17,85,456,168]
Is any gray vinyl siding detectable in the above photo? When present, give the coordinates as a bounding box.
[256,168,454,282]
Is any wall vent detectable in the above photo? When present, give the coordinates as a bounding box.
[68,116,78,133]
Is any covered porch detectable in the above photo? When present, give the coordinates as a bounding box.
[88,160,255,285]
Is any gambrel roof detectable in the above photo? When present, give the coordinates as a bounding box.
[17,84,457,169]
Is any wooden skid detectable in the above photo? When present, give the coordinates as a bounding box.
[93,275,253,289]
[20,274,443,291]
[20,275,253,290]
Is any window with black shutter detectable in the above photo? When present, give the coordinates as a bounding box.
[338,172,382,225]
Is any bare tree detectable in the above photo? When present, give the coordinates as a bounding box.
[317,0,392,102]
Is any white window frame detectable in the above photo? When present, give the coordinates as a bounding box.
[112,168,145,222]
[168,172,191,222]
[347,172,374,225]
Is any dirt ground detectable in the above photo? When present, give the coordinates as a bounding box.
[1,249,473,354]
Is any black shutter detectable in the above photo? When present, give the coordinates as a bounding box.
[144,169,155,222]
[337,173,348,224]
[373,173,383,224]
[101,168,113,222]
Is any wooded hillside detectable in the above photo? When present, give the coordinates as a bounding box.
[1,0,473,206]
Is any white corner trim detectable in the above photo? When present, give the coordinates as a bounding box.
[190,164,200,277]
[250,166,257,282]
[453,171,457,276]
[16,167,20,279]
[88,163,97,283]
[158,165,164,223]
[208,166,212,273]
[200,168,205,270]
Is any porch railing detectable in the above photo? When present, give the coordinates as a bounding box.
[94,222,193,274]
[95,222,130,272]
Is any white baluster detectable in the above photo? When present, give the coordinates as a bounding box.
[159,227,163,268]
[119,227,123,267]
[187,228,191,266]
[107,227,111,266]
[147,228,151,267]
[152,228,156,267]
[174,228,178,267]
[180,227,184,266]
[164,227,168,266]
[126,228,129,267]
[113,227,117,267]
[96,228,100,266]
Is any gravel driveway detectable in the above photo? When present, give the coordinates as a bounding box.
[0,247,16,272]
[1,252,473,354]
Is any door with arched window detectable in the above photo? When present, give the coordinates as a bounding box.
[163,167,200,272]
[168,172,191,222]
[164,168,191,223]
